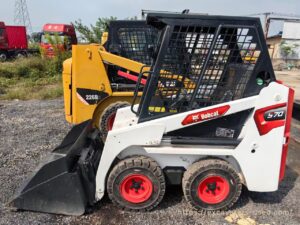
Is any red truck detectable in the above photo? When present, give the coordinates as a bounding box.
[0,22,38,61]
[40,24,77,56]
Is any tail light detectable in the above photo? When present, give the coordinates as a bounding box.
[254,103,287,136]
[279,88,294,181]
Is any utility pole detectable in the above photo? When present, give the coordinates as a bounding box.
[14,0,33,34]
[263,12,272,39]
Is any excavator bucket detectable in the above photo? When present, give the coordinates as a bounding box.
[9,120,103,215]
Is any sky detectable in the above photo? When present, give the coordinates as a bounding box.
[0,0,300,35]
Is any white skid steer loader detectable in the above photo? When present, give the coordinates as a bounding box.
[9,13,294,215]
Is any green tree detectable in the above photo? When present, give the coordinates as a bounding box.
[280,40,299,63]
[41,33,71,73]
[73,17,117,43]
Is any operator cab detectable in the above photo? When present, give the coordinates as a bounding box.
[104,20,159,91]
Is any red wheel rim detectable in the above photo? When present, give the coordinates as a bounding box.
[197,175,230,204]
[120,174,153,203]
[107,113,116,131]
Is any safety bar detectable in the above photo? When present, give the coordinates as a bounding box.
[131,67,153,115]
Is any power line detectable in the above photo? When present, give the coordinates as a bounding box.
[14,0,33,34]
[247,12,300,19]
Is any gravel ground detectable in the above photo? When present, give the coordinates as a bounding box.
[0,99,299,225]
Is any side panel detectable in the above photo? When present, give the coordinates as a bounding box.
[62,58,72,123]
[71,45,112,124]
[5,26,27,49]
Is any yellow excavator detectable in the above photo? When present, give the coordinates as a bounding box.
[62,20,158,137]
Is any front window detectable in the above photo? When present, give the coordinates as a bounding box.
[41,34,71,45]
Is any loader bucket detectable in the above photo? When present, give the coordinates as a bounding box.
[8,120,103,215]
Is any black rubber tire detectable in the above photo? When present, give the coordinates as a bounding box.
[0,52,8,61]
[182,158,242,212]
[107,156,166,211]
[99,101,130,138]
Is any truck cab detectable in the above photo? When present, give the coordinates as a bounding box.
[41,24,77,56]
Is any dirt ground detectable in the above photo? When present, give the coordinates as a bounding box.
[0,99,299,225]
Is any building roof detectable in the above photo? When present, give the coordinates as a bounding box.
[267,33,282,40]
[282,21,300,39]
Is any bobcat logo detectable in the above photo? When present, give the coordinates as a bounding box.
[200,111,219,120]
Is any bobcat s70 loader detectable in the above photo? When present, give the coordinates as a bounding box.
[9,13,294,215]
